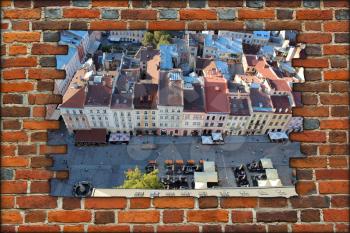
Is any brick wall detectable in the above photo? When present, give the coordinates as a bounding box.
[1,0,349,232]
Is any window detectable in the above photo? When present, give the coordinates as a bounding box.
[210,123,214,127]
[145,123,148,127]
[218,123,223,127]
[207,116,210,120]
[152,111,155,114]
[103,110,106,114]
[212,116,215,120]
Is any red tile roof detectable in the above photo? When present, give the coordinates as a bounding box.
[204,74,230,113]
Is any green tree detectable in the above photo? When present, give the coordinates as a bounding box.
[157,34,171,49]
[119,167,163,189]
[141,32,155,47]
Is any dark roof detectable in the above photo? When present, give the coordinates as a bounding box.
[271,95,292,114]
[196,58,213,70]
[249,88,273,110]
[268,79,291,92]
[245,55,258,66]
[158,71,183,106]
[138,46,159,62]
[183,83,205,112]
[230,98,251,116]
[133,83,158,109]
[60,87,86,109]
[84,77,112,107]
[75,129,106,143]
[243,43,261,55]
[292,92,302,107]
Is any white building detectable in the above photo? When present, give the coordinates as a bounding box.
[108,31,145,43]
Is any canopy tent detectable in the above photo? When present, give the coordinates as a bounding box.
[195,182,207,189]
[265,169,279,180]
[109,133,130,142]
[201,136,213,144]
[268,132,288,141]
[211,132,224,141]
[260,158,273,169]
[194,171,218,183]
[75,129,107,145]
[203,161,215,172]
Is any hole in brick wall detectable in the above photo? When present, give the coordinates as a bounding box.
[47,30,305,198]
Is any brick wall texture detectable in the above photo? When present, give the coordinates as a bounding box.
[1,0,349,232]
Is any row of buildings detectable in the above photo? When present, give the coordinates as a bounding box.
[58,30,303,137]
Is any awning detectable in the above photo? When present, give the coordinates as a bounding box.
[268,132,288,140]
[203,161,215,172]
[265,169,279,180]
[201,136,213,144]
[75,128,106,143]
[109,133,130,142]
[195,182,207,189]
[211,132,223,141]
[260,158,273,169]
[194,171,218,183]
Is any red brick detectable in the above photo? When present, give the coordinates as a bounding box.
[40,145,67,154]
[2,94,23,104]
[3,32,41,43]
[18,225,61,233]
[157,225,199,233]
[88,225,130,233]
[331,82,350,92]
[25,210,46,223]
[1,196,14,209]
[180,10,217,20]
[296,181,317,195]
[297,33,332,44]
[31,132,48,142]
[238,9,274,19]
[1,82,34,92]
[256,210,297,222]
[12,21,29,30]
[1,106,28,116]
[1,157,29,167]
[324,21,349,32]
[301,209,320,222]
[316,169,349,180]
[1,145,16,156]
[92,0,129,7]
[187,21,205,31]
[331,195,349,208]
[1,210,23,224]
[163,210,183,223]
[323,209,349,222]
[3,9,41,19]
[293,224,333,233]
[121,10,157,20]
[290,157,327,168]
[225,224,266,233]
[32,21,70,30]
[265,0,301,7]
[296,10,333,20]
[2,69,26,80]
[292,59,329,68]
[148,21,186,31]
[290,131,327,142]
[153,197,194,208]
[0,0,11,7]
[33,106,46,117]
[304,22,321,31]
[30,181,50,193]
[258,197,287,208]
[208,0,243,7]
[1,131,28,142]
[128,21,147,30]
[17,196,57,209]
[220,197,257,208]
[85,197,126,209]
[23,120,59,130]
[28,69,65,80]
[32,44,68,55]
[320,119,349,129]
[329,131,348,143]
[188,210,228,223]
[1,181,27,194]
[63,197,81,210]
[63,225,85,233]
[16,170,53,179]
[265,21,302,31]
[319,181,349,194]
[232,210,253,223]
[336,223,350,233]
[48,210,91,223]
[17,145,36,155]
[198,196,218,208]
[319,145,349,155]
[329,156,348,168]
[129,197,150,209]
[324,0,349,7]
[1,22,9,29]
[9,45,27,55]
[90,21,127,30]
[152,0,186,7]
[118,210,160,223]
[133,225,154,233]
[63,9,100,18]
[324,70,349,81]
[268,224,288,233]
[28,94,62,105]
[324,45,349,55]
[2,57,37,68]
[94,211,115,224]
[3,120,21,131]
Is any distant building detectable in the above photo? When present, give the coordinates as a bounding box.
[108,31,145,43]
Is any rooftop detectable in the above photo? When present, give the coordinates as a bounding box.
[249,87,273,112]
[133,83,158,109]
[268,79,292,92]
[204,73,230,113]
[84,76,113,107]
[229,97,251,116]
[158,70,184,106]
[183,83,205,112]
[271,95,292,114]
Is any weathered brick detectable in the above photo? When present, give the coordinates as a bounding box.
[1,168,14,180]
[296,10,333,20]
[159,9,177,19]
[63,8,100,18]
[45,8,62,19]
[91,0,129,7]
[25,210,46,223]
[239,9,274,19]
[189,0,206,8]
[1,106,30,117]
[118,210,160,223]
[221,197,257,208]
[17,196,57,209]
[101,9,119,19]
[153,197,194,208]
[48,210,91,223]
[180,10,217,20]
[163,210,183,223]
[336,9,349,20]
[187,210,229,223]
[62,197,81,210]
[290,157,327,168]
[90,21,127,30]
[1,210,23,224]
[2,57,37,68]
[319,181,349,194]
[257,210,297,222]
[1,82,34,92]
[73,0,91,7]
[121,10,157,20]
[94,211,115,224]
[303,0,320,8]
[85,197,126,209]
[198,197,218,209]
[303,119,319,130]
[32,21,70,30]
[39,57,57,67]
[2,94,23,104]
[277,9,294,20]
[3,32,41,43]
[232,210,253,223]
[225,224,266,233]
[218,9,236,20]
[323,209,349,222]
[246,0,264,8]
[3,9,41,19]
[300,209,320,222]
[129,197,150,209]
